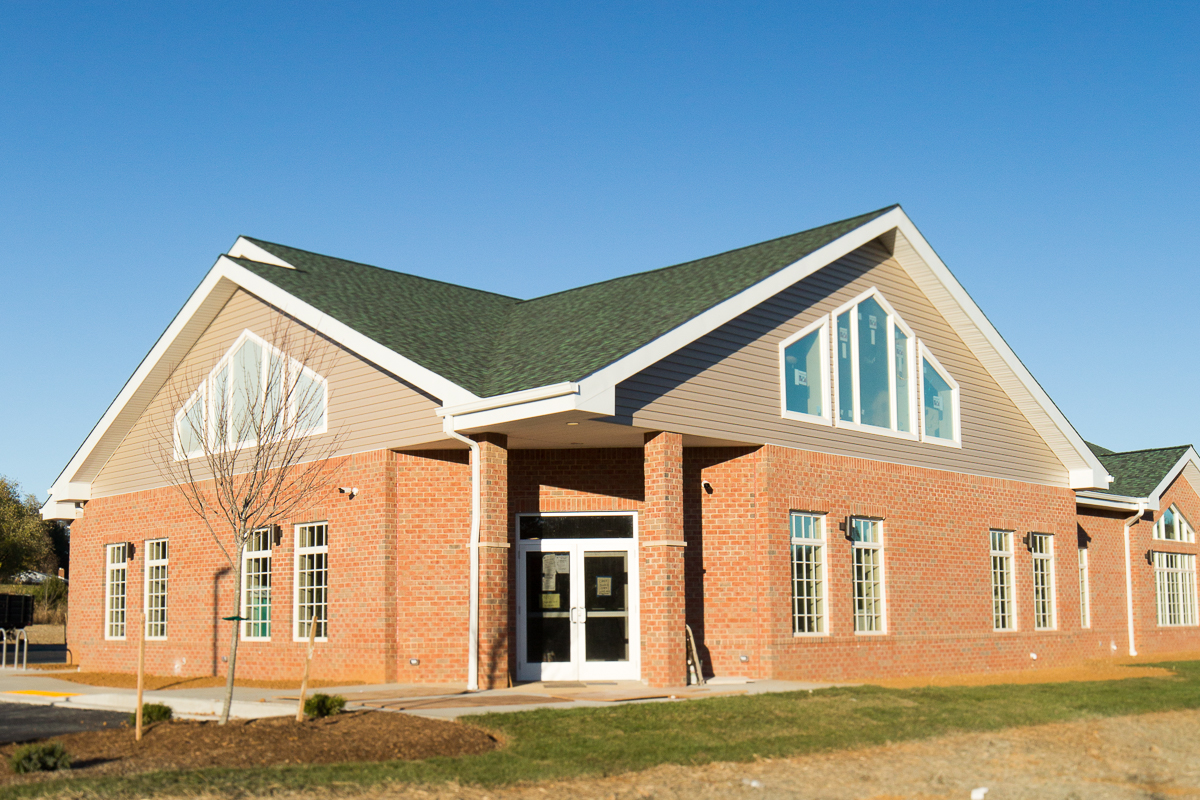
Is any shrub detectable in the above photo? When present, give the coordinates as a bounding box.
[304,693,346,718]
[128,702,173,726]
[10,741,71,773]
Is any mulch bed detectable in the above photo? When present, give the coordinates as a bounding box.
[0,711,500,787]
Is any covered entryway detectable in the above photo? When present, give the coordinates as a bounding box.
[515,513,639,681]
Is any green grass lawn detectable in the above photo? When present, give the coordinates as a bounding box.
[11,660,1200,798]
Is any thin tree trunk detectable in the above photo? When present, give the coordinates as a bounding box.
[219,540,245,725]
[296,609,318,721]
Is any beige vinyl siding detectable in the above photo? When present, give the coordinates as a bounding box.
[1180,461,1200,496]
[617,240,1070,486]
[90,289,443,498]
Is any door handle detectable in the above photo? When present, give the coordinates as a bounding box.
[570,607,585,624]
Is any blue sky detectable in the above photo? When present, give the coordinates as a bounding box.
[2,2,1197,499]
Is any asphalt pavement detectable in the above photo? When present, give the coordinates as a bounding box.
[0,703,128,745]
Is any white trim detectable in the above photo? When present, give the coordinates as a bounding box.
[143,538,169,641]
[918,342,962,448]
[1076,492,1159,512]
[789,511,829,636]
[104,542,128,641]
[1030,532,1057,631]
[989,529,1017,632]
[1147,447,1200,502]
[778,317,832,426]
[293,521,329,643]
[850,517,887,635]
[241,527,273,642]
[227,237,296,269]
[437,382,580,417]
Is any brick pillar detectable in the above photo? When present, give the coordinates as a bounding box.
[475,433,510,689]
[641,431,687,687]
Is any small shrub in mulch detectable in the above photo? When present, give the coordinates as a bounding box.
[0,711,499,785]
[9,741,71,774]
[304,693,345,718]
[127,702,173,726]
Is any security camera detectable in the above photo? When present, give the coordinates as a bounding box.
[701,480,713,495]
[338,487,359,499]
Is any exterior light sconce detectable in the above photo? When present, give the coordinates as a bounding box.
[409,658,420,666]
[126,542,136,560]
[1021,533,1033,551]
[739,654,749,663]
[1146,549,1156,565]
[338,487,359,499]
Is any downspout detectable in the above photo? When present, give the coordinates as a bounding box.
[1122,501,1147,657]
[443,416,481,692]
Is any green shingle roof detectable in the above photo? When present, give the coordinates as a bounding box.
[235,206,895,398]
[1092,445,1191,498]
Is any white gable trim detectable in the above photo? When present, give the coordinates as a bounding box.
[227,237,296,269]
[1148,447,1200,503]
[45,252,477,512]
[444,207,1107,489]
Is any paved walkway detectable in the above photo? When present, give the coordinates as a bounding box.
[0,668,841,720]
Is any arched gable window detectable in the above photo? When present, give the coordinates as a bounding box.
[778,287,960,446]
[174,330,328,460]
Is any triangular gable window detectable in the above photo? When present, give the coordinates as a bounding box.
[174,330,328,460]
[779,287,960,446]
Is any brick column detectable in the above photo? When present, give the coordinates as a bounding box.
[641,431,687,687]
[475,433,510,689]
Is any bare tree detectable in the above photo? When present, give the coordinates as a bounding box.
[151,319,344,724]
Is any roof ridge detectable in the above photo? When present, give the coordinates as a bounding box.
[515,205,899,306]
[1102,444,1193,457]
[240,237,524,303]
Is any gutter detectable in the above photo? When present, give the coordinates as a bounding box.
[1122,501,1147,657]
[442,415,481,692]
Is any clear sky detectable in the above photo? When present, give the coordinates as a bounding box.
[2,1,1197,500]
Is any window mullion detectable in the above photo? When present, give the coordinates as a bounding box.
[887,318,897,430]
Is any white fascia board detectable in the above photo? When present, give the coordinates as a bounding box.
[227,237,296,269]
[47,264,238,502]
[1147,447,1200,503]
[437,382,580,417]
[889,219,1108,490]
[573,208,910,403]
[47,255,479,504]
[217,257,478,407]
[41,500,84,521]
[1076,491,1158,512]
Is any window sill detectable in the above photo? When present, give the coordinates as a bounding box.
[834,419,919,442]
[853,630,889,636]
[792,632,829,639]
[781,410,833,427]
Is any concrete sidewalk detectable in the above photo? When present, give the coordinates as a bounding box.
[0,669,843,720]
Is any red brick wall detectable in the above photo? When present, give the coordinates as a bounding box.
[1137,475,1200,653]
[68,450,402,683]
[641,432,686,687]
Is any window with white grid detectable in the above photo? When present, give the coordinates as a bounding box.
[1154,551,1198,627]
[1030,533,1056,630]
[1079,546,1090,628]
[243,528,273,640]
[144,539,168,640]
[990,530,1016,631]
[105,543,128,640]
[790,513,826,634]
[294,522,328,641]
[1153,505,1196,543]
[851,518,885,633]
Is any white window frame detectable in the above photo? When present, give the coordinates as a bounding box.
[850,517,887,634]
[1153,505,1196,543]
[1030,533,1057,631]
[917,342,962,447]
[779,318,832,426]
[1153,551,1198,627]
[104,542,128,641]
[174,329,330,461]
[990,529,1017,631]
[144,538,169,641]
[830,288,919,441]
[293,521,329,642]
[242,527,273,641]
[1079,545,1091,628]
[173,385,207,460]
[790,512,827,635]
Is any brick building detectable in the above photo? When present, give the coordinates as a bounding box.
[43,206,1200,688]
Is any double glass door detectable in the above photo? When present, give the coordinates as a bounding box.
[516,514,638,681]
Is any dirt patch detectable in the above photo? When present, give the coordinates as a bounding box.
[0,711,499,788]
[46,671,365,691]
[872,659,1177,688]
